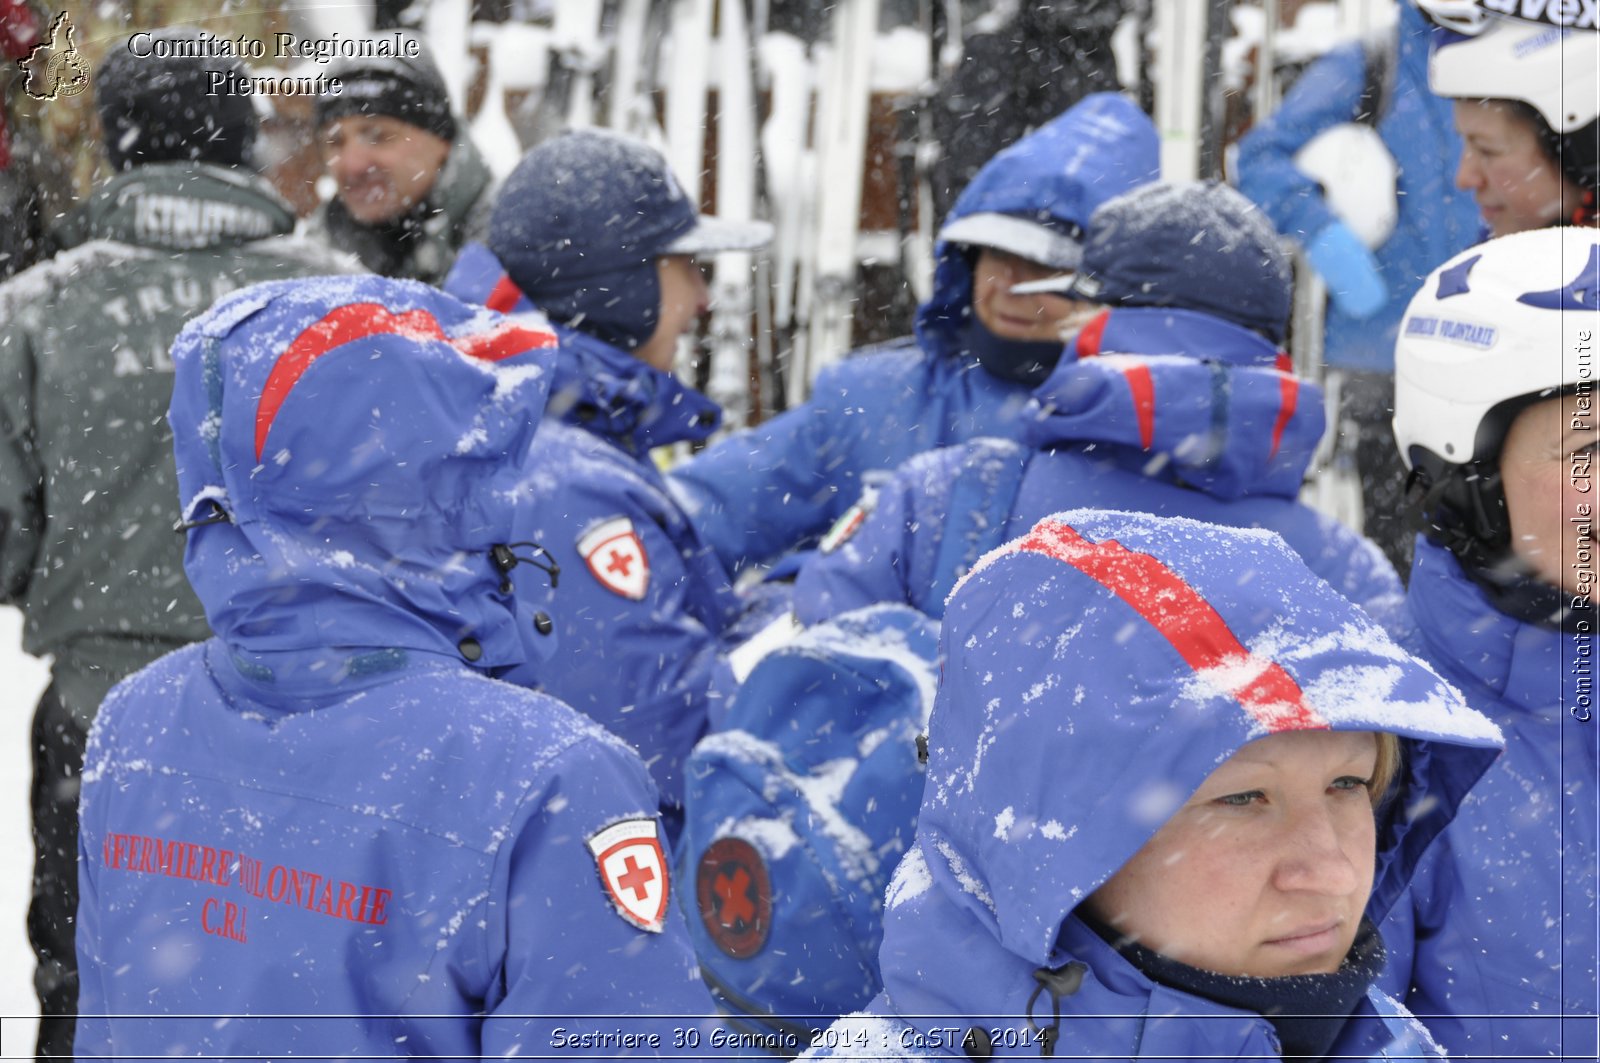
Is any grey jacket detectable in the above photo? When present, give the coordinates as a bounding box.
[0,161,355,721]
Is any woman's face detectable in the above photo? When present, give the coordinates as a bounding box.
[971,248,1085,342]
[1083,730,1379,978]
[1453,100,1583,237]
[1501,392,1596,597]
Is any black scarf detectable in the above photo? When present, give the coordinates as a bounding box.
[325,197,434,278]
[963,318,1065,387]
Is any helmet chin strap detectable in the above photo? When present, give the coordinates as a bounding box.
[1411,461,1586,632]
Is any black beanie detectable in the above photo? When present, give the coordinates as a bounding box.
[315,42,455,142]
[95,32,258,171]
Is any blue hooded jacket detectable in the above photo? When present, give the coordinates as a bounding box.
[1376,539,1599,1060]
[670,93,1160,572]
[792,306,1404,628]
[802,510,1503,1061]
[446,243,780,821]
[1235,1,1482,372]
[74,278,720,1059]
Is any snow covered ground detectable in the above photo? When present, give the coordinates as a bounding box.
[1,607,48,1058]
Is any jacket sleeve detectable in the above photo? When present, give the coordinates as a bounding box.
[1234,41,1371,244]
[513,467,749,810]
[670,370,871,574]
[0,300,43,603]
[792,448,961,625]
[481,735,722,1059]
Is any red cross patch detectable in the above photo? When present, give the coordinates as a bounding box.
[694,836,772,958]
[587,818,670,933]
[577,517,650,600]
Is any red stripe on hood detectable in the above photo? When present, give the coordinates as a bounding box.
[485,274,525,313]
[1014,519,1327,732]
[254,303,556,461]
[1270,373,1299,461]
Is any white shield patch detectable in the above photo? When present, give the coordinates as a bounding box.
[577,517,650,600]
[587,818,670,933]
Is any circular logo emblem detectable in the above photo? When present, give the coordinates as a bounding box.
[695,837,772,959]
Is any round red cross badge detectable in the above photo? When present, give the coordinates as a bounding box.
[587,818,670,933]
[695,837,772,959]
[577,517,650,600]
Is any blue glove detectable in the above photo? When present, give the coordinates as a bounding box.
[1306,222,1386,319]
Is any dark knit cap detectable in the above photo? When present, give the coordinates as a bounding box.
[1066,181,1293,344]
[315,39,455,142]
[488,129,768,350]
[95,31,258,171]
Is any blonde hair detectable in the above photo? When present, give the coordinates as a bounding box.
[1370,732,1403,808]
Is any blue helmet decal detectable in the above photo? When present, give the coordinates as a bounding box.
[1518,244,1600,310]
[1435,253,1481,299]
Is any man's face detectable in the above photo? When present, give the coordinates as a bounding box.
[320,115,451,225]
[633,256,710,373]
[971,248,1085,342]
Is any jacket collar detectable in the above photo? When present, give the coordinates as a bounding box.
[548,326,721,454]
[74,162,296,250]
[876,862,1288,1060]
[877,848,1439,1060]
[1407,538,1574,715]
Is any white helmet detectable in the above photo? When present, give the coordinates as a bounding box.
[1394,227,1599,613]
[1428,14,1600,133]
[1395,226,1598,467]
[1425,9,1600,190]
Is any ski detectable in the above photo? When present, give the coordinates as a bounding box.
[897,0,946,308]
[801,0,880,391]
[756,29,815,410]
[1152,0,1208,180]
[533,0,606,134]
[607,0,668,143]
[706,0,761,430]
[665,0,713,206]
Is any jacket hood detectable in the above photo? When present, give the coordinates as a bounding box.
[446,241,721,452]
[76,162,296,250]
[915,93,1159,361]
[1023,307,1322,499]
[916,509,1503,968]
[168,276,560,682]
